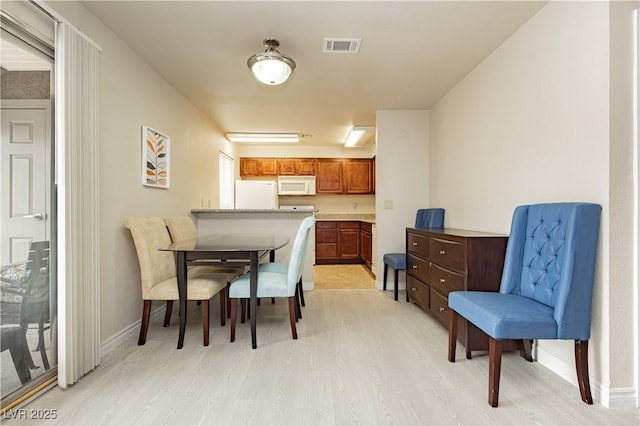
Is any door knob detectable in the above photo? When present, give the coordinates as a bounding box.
[24,213,45,220]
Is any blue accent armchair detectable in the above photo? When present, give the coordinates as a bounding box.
[383,208,444,301]
[447,203,601,407]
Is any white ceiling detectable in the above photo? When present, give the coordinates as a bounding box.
[81,1,546,148]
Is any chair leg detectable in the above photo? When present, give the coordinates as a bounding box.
[37,318,50,370]
[230,298,237,342]
[219,291,226,327]
[164,300,173,327]
[240,299,247,323]
[448,309,458,362]
[288,296,298,340]
[575,340,593,404]
[271,297,276,304]
[520,339,533,362]
[138,300,152,345]
[294,287,302,321]
[297,278,305,307]
[488,337,503,407]
[202,299,210,346]
[393,269,399,301]
[383,263,388,291]
[226,284,231,319]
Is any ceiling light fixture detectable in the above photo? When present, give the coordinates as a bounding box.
[344,125,375,147]
[247,39,296,85]
[226,132,300,143]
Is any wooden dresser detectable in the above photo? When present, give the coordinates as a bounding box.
[406,227,509,357]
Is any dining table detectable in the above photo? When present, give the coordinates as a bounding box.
[161,233,289,349]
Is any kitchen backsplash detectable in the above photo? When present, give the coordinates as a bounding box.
[278,194,375,214]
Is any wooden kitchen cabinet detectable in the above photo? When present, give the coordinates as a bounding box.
[315,159,345,194]
[406,227,515,357]
[277,158,316,176]
[315,158,375,194]
[360,222,372,268]
[316,221,363,264]
[344,159,374,194]
[239,158,278,176]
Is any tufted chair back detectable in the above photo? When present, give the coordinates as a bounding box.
[415,208,445,229]
[498,203,601,340]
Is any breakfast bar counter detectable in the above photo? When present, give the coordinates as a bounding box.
[191,209,316,288]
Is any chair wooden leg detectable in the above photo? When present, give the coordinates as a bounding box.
[297,278,305,307]
[294,287,302,321]
[163,300,173,327]
[219,291,226,327]
[226,284,231,319]
[288,296,298,340]
[488,337,503,407]
[383,263,388,291]
[202,300,210,346]
[240,299,247,323]
[575,340,593,404]
[138,300,152,345]
[230,298,237,342]
[393,269,399,301]
[520,339,533,362]
[448,309,458,362]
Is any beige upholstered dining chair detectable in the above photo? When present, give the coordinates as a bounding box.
[164,216,245,322]
[124,216,236,346]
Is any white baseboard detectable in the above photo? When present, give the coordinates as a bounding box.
[99,306,164,357]
[536,346,638,409]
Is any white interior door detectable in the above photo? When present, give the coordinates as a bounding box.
[0,100,50,264]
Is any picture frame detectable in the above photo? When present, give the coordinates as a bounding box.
[141,126,170,188]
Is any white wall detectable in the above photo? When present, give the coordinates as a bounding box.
[429,0,635,407]
[46,1,236,347]
[376,110,429,289]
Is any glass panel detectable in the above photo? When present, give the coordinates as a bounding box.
[0,15,56,406]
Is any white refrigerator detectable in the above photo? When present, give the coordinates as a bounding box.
[235,180,278,209]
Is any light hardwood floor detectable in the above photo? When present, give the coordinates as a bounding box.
[5,289,639,425]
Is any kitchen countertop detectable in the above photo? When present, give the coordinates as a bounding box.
[192,208,317,213]
[315,213,376,224]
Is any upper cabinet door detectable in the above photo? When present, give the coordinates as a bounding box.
[240,158,278,176]
[295,158,316,175]
[316,159,344,194]
[277,158,296,175]
[344,159,374,194]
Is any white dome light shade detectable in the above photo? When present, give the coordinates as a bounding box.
[247,39,296,85]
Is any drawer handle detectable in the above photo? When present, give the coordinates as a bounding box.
[412,265,418,269]
[411,287,417,292]
[439,278,446,283]
[413,242,418,246]
[439,250,446,255]
[439,307,446,312]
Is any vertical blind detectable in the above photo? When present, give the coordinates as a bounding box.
[55,22,100,387]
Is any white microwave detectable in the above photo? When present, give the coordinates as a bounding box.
[277,176,316,195]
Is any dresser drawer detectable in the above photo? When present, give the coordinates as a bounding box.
[407,253,430,283]
[430,262,464,295]
[429,288,449,327]
[407,274,429,311]
[407,232,430,257]
[429,237,466,272]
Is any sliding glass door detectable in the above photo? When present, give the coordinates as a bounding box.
[0,3,56,408]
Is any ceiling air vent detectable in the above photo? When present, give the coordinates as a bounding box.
[323,38,361,53]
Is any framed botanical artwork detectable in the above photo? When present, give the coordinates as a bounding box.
[141,126,170,188]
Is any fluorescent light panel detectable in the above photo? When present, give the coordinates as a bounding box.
[344,125,374,147]
[226,132,300,143]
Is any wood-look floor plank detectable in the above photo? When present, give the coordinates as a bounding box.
[4,290,639,425]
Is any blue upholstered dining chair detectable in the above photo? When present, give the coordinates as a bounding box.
[447,202,601,407]
[228,216,316,342]
[383,208,444,301]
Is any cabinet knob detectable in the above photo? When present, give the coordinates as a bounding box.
[439,307,446,312]
[411,287,417,291]
[412,265,418,269]
[439,278,446,283]
[439,250,446,255]
[412,242,418,246]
